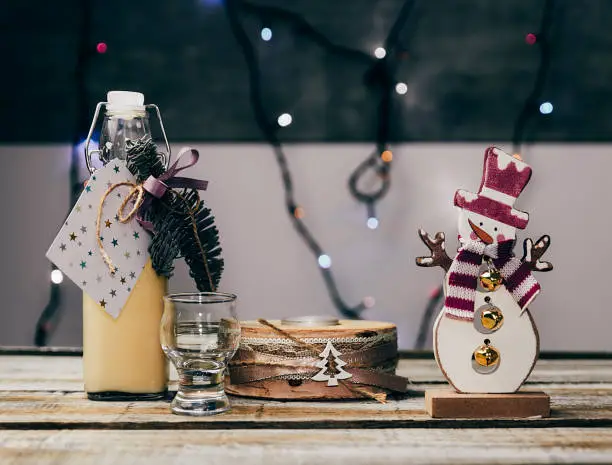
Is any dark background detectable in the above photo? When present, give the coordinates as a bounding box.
[1,0,610,143]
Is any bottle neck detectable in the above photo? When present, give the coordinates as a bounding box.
[100,114,151,165]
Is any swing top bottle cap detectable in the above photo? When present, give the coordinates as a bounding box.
[107,91,146,114]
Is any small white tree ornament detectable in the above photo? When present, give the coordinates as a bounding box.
[311,341,352,386]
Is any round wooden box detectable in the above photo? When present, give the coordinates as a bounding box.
[226,319,400,400]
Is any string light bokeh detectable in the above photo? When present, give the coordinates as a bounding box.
[374,47,387,59]
[226,0,418,318]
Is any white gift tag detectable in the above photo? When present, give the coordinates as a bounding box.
[46,161,151,318]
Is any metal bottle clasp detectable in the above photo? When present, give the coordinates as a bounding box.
[84,102,171,174]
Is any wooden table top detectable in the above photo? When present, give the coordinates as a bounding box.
[1,354,612,464]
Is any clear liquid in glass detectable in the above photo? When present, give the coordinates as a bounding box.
[173,322,239,391]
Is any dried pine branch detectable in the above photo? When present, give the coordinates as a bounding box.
[126,137,166,183]
[126,138,224,291]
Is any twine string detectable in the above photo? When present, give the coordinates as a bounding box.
[95,182,215,292]
[256,318,321,354]
[96,181,144,274]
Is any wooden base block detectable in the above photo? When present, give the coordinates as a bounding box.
[425,389,550,419]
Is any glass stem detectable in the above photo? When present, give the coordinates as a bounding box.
[171,363,230,416]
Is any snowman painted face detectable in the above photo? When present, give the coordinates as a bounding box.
[457,209,517,244]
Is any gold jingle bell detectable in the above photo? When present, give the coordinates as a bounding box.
[473,342,500,367]
[480,269,503,291]
[481,307,504,331]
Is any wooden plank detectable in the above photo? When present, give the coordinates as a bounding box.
[0,347,82,356]
[3,346,612,359]
[0,383,612,430]
[425,390,550,418]
[1,356,612,430]
[3,357,612,392]
[0,356,179,392]
[1,428,612,465]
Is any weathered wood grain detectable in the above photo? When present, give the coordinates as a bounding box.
[1,356,612,463]
[1,383,612,430]
[1,356,612,431]
[2,356,612,392]
[1,428,612,465]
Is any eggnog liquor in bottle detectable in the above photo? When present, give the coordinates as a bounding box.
[82,91,170,400]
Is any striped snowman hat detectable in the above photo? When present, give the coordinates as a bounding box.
[454,146,532,229]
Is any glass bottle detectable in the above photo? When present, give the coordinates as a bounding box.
[82,91,170,401]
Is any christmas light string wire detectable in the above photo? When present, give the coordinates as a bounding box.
[34,0,93,346]
[512,0,555,155]
[413,0,557,349]
[348,0,421,220]
[225,0,418,319]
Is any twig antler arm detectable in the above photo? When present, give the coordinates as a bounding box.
[522,234,553,272]
[416,229,453,273]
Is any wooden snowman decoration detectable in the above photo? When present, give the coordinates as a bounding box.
[417,146,553,394]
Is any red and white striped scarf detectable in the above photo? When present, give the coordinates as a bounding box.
[444,239,540,321]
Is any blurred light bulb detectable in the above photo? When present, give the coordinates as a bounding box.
[374,47,386,59]
[395,82,408,95]
[51,269,64,284]
[428,286,441,299]
[318,254,332,269]
[277,113,293,127]
[294,206,305,219]
[381,150,393,163]
[260,27,272,41]
[363,296,376,308]
[367,217,379,229]
[539,101,553,114]
[525,33,537,45]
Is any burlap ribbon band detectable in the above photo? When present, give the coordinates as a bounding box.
[228,320,409,393]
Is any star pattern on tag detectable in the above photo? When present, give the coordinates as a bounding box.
[46,161,150,319]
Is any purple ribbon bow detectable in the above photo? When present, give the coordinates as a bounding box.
[137,147,208,232]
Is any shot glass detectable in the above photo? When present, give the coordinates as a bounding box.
[160,292,240,416]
